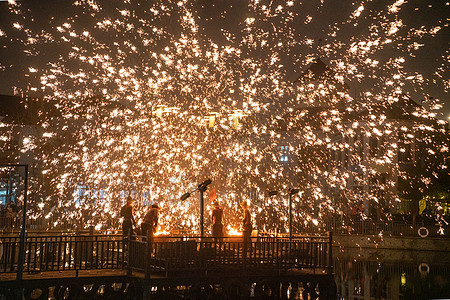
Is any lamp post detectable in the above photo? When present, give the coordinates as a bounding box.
[269,188,300,239]
[181,179,212,238]
[288,188,300,239]
[0,164,28,281]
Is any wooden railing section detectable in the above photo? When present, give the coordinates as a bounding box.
[128,235,332,278]
[0,235,125,275]
[0,233,333,280]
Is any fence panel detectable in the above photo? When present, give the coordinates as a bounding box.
[0,235,124,275]
[127,235,332,277]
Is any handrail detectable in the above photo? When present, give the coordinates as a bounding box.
[2,216,446,237]
[0,233,332,278]
[322,218,449,237]
[0,235,125,275]
[128,233,332,278]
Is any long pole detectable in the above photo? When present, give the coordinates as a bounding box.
[289,193,292,239]
[199,190,204,238]
[17,164,28,281]
[328,231,333,274]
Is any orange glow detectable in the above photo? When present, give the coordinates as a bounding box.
[1,0,447,235]
[154,230,170,236]
[228,228,242,236]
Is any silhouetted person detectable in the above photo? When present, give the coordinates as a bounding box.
[5,205,14,228]
[121,196,135,238]
[421,205,433,223]
[142,203,160,240]
[241,201,252,256]
[211,201,223,243]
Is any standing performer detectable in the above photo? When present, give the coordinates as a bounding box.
[142,203,160,240]
[120,196,136,238]
[240,201,252,255]
[211,201,224,243]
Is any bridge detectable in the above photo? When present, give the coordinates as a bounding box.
[0,232,336,299]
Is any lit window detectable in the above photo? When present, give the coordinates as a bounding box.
[280,155,289,162]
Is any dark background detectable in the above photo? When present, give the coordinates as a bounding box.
[0,0,448,118]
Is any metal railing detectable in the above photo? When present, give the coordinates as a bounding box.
[320,218,449,238]
[0,233,333,280]
[0,234,125,277]
[1,214,447,238]
[128,234,333,278]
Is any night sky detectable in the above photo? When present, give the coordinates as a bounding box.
[0,0,448,117]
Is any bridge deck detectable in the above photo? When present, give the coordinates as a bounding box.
[1,234,332,280]
[0,234,335,299]
[0,266,329,282]
[0,269,127,282]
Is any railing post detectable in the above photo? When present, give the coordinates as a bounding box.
[127,229,132,276]
[145,237,150,279]
[200,190,204,239]
[17,164,28,281]
[328,231,333,275]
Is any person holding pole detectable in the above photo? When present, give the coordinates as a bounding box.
[120,196,136,238]
[142,203,160,241]
[211,200,224,244]
[240,201,252,255]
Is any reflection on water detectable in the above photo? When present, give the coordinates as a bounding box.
[333,248,450,300]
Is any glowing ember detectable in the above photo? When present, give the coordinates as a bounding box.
[154,230,170,236]
[227,228,243,236]
[0,0,447,235]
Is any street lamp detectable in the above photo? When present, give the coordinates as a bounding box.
[180,179,212,238]
[0,164,28,281]
[288,188,300,239]
[269,188,300,238]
